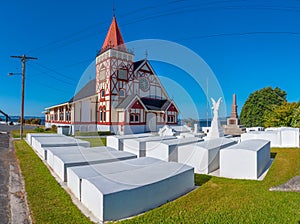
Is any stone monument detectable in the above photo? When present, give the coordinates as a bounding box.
[206,97,224,140]
[223,94,246,136]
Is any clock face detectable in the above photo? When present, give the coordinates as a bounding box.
[139,77,149,91]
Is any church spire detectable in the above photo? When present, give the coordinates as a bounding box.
[101,16,126,53]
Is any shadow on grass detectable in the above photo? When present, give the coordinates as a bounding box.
[194,174,212,186]
[271,152,277,159]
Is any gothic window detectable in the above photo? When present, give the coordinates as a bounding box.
[167,115,175,123]
[119,89,125,98]
[100,89,105,98]
[130,113,140,123]
[54,109,58,121]
[66,110,71,121]
[99,107,103,122]
[99,107,106,122]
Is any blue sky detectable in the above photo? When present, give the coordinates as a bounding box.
[1,0,300,119]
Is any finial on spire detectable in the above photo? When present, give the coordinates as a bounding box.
[112,0,116,17]
[145,50,148,59]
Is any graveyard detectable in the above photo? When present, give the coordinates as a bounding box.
[14,140,300,223]
[10,95,299,223]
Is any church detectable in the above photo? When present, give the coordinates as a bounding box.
[44,16,179,135]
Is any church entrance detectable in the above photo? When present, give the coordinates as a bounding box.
[146,113,157,132]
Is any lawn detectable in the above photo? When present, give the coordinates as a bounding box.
[15,139,300,223]
[81,137,107,147]
[116,148,300,224]
[14,140,92,224]
[11,128,55,138]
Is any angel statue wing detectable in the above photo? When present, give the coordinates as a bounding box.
[211,97,222,111]
[211,98,216,110]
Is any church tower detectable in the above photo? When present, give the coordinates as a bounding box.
[96,16,134,131]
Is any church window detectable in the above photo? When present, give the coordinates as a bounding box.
[119,89,125,97]
[54,109,58,121]
[167,115,175,123]
[130,113,140,123]
[99,107,106,122]
[100,90,105,98]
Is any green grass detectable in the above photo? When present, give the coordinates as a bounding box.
[14,140,92,224]
[114,148,300,224]
[81,137,107,147]
[11,128,55,138]
[15,140,300,223]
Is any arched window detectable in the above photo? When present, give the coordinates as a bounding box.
[103,107,106,122]
[130,113,140,123]
[99,106,106,122]
[119,89,125,98]
[100,89,105,98]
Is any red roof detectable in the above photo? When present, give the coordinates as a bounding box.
[101,16,126,53]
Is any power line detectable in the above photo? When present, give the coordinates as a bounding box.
[27,63,77,87]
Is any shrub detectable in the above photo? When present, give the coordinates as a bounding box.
[34,127,45,132]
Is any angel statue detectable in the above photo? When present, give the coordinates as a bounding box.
[206,97,224,139]
[211,97,222,118]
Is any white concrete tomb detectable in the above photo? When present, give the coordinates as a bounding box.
[51,149,136,181]
[79,159,194,221]
[146,137,203,162]
[178,137,237,174]
[123,135,177,157]
[106,133,153,151]
[220,139,270,180]
[67,157,164,200]
[31,135,90,160]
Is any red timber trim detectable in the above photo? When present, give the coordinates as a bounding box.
[167,103,178,112]
[71,122,97,125]
[97,122,146,125]
[97,122,112,125]
[47,121,71,124]
[130,100,144,109]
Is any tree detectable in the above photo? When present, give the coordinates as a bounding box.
[240,87,287,127]
[264,102,298,127]
[291,103,300,128]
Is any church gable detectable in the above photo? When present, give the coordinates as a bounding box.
[130,99,145,110]
[133,60,169,100]
[167,103,178,112]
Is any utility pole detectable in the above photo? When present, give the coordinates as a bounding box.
[10,54,38,139]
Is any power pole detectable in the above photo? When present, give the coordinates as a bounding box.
[10,54,38,139]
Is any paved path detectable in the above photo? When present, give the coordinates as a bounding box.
[0,124,32,224]
[0,133,10,223]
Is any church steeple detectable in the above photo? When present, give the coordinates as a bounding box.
[101,16,126,53]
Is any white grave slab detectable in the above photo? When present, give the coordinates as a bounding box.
[67,157,163,200]
[178,138,237,174]
[220,139,270,179]
[52,150,136,181]
[31,136,90,160]
[107,133,153,151]
[26,133,62,146]
[46,146,115,168]
[80,161,194,221]
[146,137,203,162]
[241,131,281,147]
[280,127,299,147]
[123,135,177,157]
